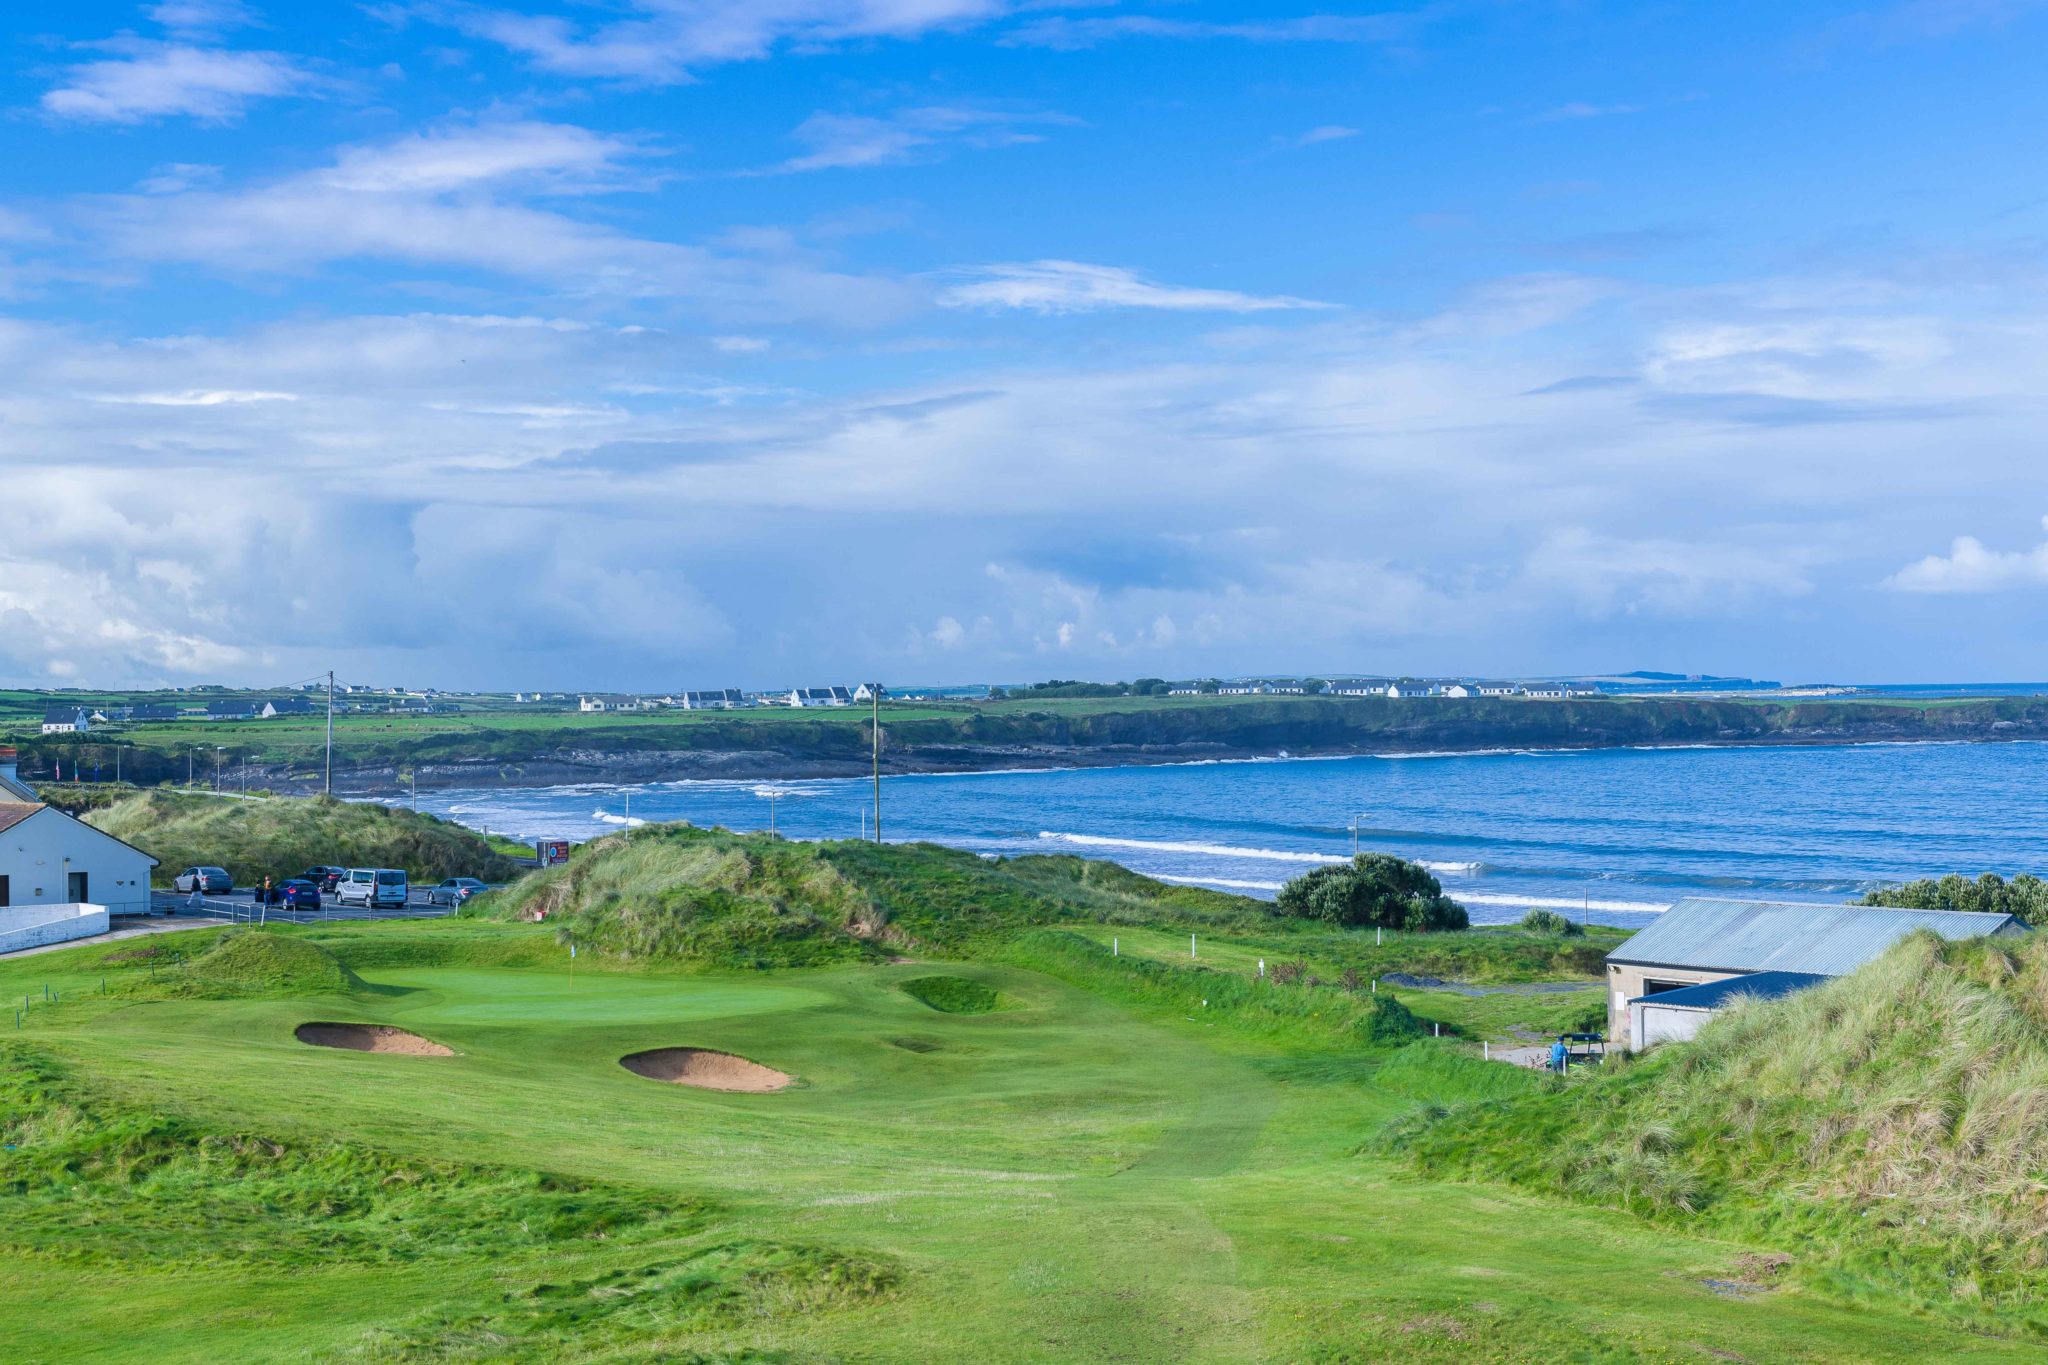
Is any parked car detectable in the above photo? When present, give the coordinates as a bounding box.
[336,868,409,910]
[299,866,347,894]
[172,866,233,894]
[254,878,323,910]
[428,877,490,907]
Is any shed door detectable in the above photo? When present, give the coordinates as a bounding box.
[67,871,88,903]
[0,874,8,907]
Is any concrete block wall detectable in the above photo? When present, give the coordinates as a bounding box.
[0,903,110,956]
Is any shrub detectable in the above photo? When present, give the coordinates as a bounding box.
[1518,909,1584,937]
[1861,871,2048,926]
[1276,854,1469,932]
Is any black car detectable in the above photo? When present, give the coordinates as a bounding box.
[299,866,347,893]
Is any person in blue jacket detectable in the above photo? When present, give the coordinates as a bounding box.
[1550,1038,1568,1074]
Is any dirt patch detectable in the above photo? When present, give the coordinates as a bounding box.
[295,1022,454,1056]
[620,1047,791,1092]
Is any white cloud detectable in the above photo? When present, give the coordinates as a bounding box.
[441,0,1014,83]
[769,106,1071,173]
[1534,101,1645,122]
[1886,518,2048,593]
[321,120,648,193]
[1005,14,1422,50]
[42,42,319,124]
[1279,124,1360,147]
[939,260,1333,314]
[147,1,259,34]
[84,120,917,322]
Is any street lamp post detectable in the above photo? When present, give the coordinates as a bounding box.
[214,747,224,792]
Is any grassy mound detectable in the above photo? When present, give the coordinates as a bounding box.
[1380,931,2048,1335]
[0,1042,708,1267]
[899,975,1001,1014]
[88,790,518,888]
[492,824,1283,969]
[127,929,367,998]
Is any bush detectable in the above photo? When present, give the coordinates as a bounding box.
[1518,909,1584,937]
[1276,854,1468,932]
[1861,871,2048,926]
[899,975,1001,1014]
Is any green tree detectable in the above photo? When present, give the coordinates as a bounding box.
[1276,853,1469,931]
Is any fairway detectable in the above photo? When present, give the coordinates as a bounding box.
[0,923,2034,1363]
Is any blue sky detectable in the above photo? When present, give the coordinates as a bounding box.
[6,1,2048,689]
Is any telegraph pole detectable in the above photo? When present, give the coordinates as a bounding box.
[325,670,335,796]
[871,689,881,843]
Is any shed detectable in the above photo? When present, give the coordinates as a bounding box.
[1628,970,1827,1049]
[1605,897,2025,1040]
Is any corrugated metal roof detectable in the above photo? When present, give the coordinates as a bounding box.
[1608,897,2023,976]
[1631,970,1830,1010]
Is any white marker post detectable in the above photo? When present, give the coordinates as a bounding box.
[1113,937,1118,956]
[1258,959,1265,978]
[1191,933,1197,959]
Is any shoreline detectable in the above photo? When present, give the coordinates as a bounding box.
[314,730,2048,796]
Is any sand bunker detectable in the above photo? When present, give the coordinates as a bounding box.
[295,1022,454,1057]
[620,1047,792,1092]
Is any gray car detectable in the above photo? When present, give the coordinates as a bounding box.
[428,877,489,907]
[172,866,232,894]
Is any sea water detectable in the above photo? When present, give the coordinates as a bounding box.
[412,741,2048,928]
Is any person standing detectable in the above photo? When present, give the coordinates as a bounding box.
[1550,1038,1568,1074]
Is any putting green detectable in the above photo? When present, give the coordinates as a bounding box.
[0,943,2035,1362]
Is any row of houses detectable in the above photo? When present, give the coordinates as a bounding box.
[1166,679,1594,700]
[577,684,889,713]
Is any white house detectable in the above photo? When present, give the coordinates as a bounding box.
[41,706,89,735]
[579,694,638,713]
[680,689,750,710]
[1327,681,1388,697]
[852,683,889,703]
[1441,683,1473,698]
[0,748,35,802]
[1476,683,1520,697]
[788,687,853,707]
[0,794,158,952]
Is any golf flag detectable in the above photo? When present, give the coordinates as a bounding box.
[570,943,577,958]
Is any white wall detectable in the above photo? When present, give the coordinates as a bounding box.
[0,809,154,917]
[1629,1002,1711,1050]
[0,903,110,955]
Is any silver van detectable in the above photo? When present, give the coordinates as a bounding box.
[338,868,409,910]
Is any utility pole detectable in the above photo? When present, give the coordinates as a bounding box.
[871,689,881,844]
[214,746,223,791]
[325,670,334,796]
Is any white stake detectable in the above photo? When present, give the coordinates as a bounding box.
[1483,1041,1490,1060]
[1190,933,1197,959]
[1113,937,1118,956]
[1258,958,1265,977]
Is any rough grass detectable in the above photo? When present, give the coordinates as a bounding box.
[88,790,518,888]
[0,1043,707,1267]
[898,975,1001,1014]
[1379,931,2048,1336]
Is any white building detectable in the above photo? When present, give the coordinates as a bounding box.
[579,694,637,712]
[852,683,889,703]
[0,779,158,952]
[41,706,89,734]
[1441,683,1473,698]
[788,687,853,707]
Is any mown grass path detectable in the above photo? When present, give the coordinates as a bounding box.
[0,934,2035,1362]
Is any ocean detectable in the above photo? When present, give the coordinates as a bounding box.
[410,740,2048,929]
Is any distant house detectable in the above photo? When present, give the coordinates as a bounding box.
[1326,681,1388,698]
[852,683,889,703]
[1606,897,2027,1045]
[1475,683,1519,698]
[257,698,315,719]
[204,699,253,721]
[680,689,749,710]
[41,707,90,735]
[1266,682,1307,695]
[578,695,636,713]
[1167,685,1201,696]
[1440,683,1473,699]
[1216,682,1268,696]
[788,687,853,708]
[388,697,430,713]
[130,703,179,722]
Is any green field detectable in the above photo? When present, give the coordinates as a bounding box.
[0,910,2031,1363]
[12,688,2048,793]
